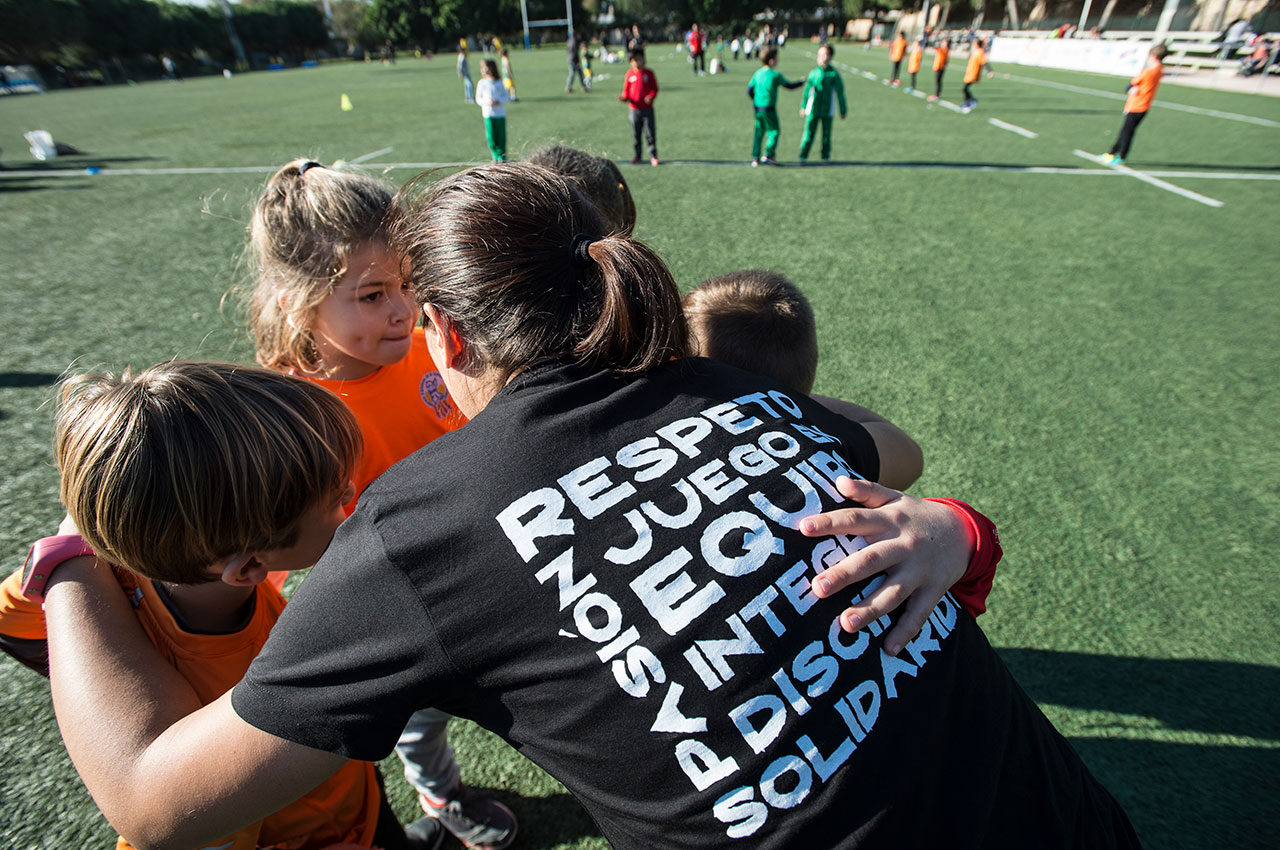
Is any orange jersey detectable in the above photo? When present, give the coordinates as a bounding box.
[889,36,907,62]
[0,566,46,641]
[908,44,923,74]
[111,569,381,850]
[1124,63,1162,113]
[302,326,461,508]
[933,44,950,71]
[0,564,381,849]
[964,45,986,83]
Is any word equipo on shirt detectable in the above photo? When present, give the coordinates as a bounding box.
[496,390,957,839]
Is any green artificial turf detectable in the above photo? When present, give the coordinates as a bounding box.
[1,42,1277,849]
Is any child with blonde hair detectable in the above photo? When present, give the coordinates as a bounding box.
[245,159,516,849]
[2,361,444,849]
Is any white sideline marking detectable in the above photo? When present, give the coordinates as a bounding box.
[350,146,394,164]
[989,118,1038,138]
[1073,150,1224,207]
[909,89,927,98]
[1006,73,1280,128]
[6,160,1276,184]
[937,99,966,113]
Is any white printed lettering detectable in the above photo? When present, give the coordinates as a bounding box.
[558,457,636,520]
[797,732,855,782]
[533,549,596,611]
[640,480,703,529]
[688,459,747,505]
[880,649,920,699]
[702,401,763,435]
[616,436,678,482]
[675,739,739,791]
[651,681,708,734]
[727,443,780,478]
[791,641,838,698]
[713,787,768,839]
[759,755,812,809]
[497,488,573,562]
[701,512,784,577]
[692,614,763,682]
[603,509,652,565]
[611,645,665,698]
[749,467,821,529]
[573,591,622,643]
[739,586,786,637]
[729,694,788,754]
[630,547,726,636]
[657,416,715,458]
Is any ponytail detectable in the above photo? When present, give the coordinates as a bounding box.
[577,236,685,373]
[394,163,685,382]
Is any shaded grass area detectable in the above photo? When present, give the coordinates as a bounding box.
[1,44,1277,849]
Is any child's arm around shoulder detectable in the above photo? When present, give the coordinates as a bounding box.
[810,393,924,490]
[44,556,344,849]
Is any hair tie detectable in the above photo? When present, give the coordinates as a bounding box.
[298,160,324,176]
[570,233,597,265]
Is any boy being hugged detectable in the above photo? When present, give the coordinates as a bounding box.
[748,46,802,166]
[798,44,847,164]
[619,48,659,166]
[5,361,444,849]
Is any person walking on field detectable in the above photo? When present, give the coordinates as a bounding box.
[748,46,803,166]
[567,30,591,92]
[798,44,847,164]
[888,31,908,86]
[1100,43,1168,165]
[688,23,707,75]
[907,37,924,91]
[961,37,991,112]
[929,38,951,101]
[620,48,660,166]
[457,39,474,103]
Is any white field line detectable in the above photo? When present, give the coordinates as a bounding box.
[350,146,394,164]
[989,117,1039,138]
[1072,150,1224,207]
[1004,72,1280,128]
[909,88,927,98]
[6,160,1277,183]
[937,98,966,113]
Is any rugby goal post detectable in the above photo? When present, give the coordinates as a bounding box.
[521,0,575,50]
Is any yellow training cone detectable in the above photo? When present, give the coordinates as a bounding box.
[340,93,353,111]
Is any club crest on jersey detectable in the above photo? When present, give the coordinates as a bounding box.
[420,371,453,419]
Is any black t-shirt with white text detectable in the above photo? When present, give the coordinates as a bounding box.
[234,358,1138,849]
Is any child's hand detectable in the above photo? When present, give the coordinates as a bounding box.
[800,477,970,656]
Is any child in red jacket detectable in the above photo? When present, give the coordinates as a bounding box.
[619,48,660,165]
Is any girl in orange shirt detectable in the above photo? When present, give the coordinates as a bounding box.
[1101,44,1168,165]
[962,37,990,111]
[888,31,907,85]
[930,38,951,101]
[907,37,924,91]
[246,160,518,850]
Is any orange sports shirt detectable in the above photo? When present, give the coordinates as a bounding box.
[933,44,950,71]
[301,326,460,510]
[964,45,986,83]
[1124,63,1162,113]
[0,566,381,850]
[890,35,907,62]
[0,567,45,641]
[908,44,923,74]
[111,570,381,850]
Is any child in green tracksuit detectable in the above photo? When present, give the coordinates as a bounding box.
[747,46,802,166]
[799,43,847,163]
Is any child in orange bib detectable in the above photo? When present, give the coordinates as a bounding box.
[962,37,990,110]
[1101,44,1168,165]
[888,32,907,85]
[245,160,516,850]
[930,38,951,101]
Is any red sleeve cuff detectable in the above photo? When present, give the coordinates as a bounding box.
[923,498,1002,618]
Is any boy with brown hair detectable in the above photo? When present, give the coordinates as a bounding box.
[1100,43,1169,165]
[684,270,924,490]
[1,361,444,850]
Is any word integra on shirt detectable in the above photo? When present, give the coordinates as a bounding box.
[495,389,962,839]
